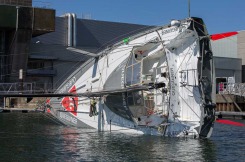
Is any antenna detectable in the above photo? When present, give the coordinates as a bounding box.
[188,0,191,17]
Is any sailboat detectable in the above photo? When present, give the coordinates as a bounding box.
[48,17,216,138]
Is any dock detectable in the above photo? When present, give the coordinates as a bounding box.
[215,94,245,119]
[215,111,245,119]
[0,93,244,119]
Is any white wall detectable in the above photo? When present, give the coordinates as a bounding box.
[211,35,237,58]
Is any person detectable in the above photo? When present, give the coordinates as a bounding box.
[89,98,98,117]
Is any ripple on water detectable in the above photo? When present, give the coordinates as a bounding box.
[0,113,244,161]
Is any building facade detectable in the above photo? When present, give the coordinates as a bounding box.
[29,16,153,92]
[0,0,32,6]
[237,31,245,82]
[0,1,55,93]
[211,31,243,85]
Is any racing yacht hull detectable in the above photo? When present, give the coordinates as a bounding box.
[49,17,216,138]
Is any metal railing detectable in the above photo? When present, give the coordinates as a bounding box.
[0,82,55,94]
[217,82,245,96]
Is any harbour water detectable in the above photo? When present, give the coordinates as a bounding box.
[0,113,244,161]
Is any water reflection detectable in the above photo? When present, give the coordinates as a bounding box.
[0,113,244,161]
[199,139,217,162]
[62,131,218,161]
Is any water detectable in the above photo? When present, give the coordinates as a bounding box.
[0,113,244,162]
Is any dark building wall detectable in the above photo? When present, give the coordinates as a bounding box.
[242,65,245,83]
[214,56,242,83]
[32,8,56,36]
[30,43,89,90]
[0,4,55,84]
[32,17,66,44]
[53,60,82,90]
[0,5,55,31]
[0,0,32,6]
[0,5,17,28]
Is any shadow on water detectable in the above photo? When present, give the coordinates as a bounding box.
[0,113,244,161]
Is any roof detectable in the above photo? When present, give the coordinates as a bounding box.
[32,17,154,53]
[76,19,154,52]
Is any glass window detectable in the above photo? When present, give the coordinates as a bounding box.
[28,60,45,69]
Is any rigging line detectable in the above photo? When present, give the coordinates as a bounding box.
[168,39,200,119]
[156,29,170,132]
[97,54,108,90]
[94,58,106,91]
[174,45,193,77]
[176,90,200,119]
[55,58,97,91]
[0,44,123,62]
[155,72,187,130]
[174,38,197,77]
[53,61,82,88]
[93,23,163,53]
[59,86,128,92]
[57,26,196,90]
[95,29,151,53]
[162,74,187,132]
[1,38,162,57]
[199,42,206,100]
[155,88,168,114]
[2,29,193,79]
[185,44,197,67]
[75,42,167,88]
[182,86,202,100]
[61,45,137,89]
[181,86,204,119]
[192,19,237,45]
[1,23,158,58]
[95,16,189,53]
[167,102,188,130]
[3,21,182,58]
[102,27,195,57]
[96,38,194,68]
[74,52,130,89]
[108,33,195,56]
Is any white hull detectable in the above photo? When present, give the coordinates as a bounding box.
[55,101,200,137]
[49,17,216,138]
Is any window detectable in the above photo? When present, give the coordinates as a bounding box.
[28,60,44,69]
